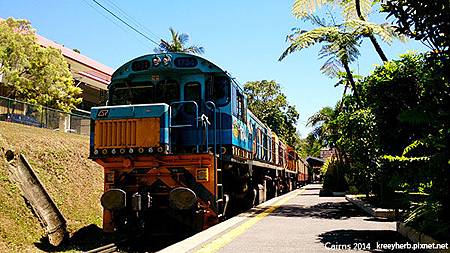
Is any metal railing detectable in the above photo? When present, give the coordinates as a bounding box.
[0,95,90,135]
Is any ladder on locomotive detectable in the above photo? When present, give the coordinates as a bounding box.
[204,101,225,218]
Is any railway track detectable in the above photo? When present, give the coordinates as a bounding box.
[84,233,181,253]
[85,238,128,253]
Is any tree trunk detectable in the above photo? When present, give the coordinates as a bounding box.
[355,0,388,62]
[339,84,348,110]
[342,61,363,108]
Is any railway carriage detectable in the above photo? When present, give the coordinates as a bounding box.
[89,53,307,234]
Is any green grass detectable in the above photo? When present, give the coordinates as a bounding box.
[0,121,105,252]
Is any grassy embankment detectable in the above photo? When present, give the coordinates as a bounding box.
[0,121,105,252]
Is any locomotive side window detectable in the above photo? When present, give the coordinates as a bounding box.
[235,91,247,122]
[158,80,179,103]
[110,82,156,105]
[206,76,230,106]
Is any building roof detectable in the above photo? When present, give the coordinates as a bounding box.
[306,156,325,167]
[36,34,113,84]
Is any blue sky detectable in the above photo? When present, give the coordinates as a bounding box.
[1,0,427,136]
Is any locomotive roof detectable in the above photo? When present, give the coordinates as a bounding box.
[111,53,234,82]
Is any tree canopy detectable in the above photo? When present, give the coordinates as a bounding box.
[382,0,450,52]
[243,80,300,148]
[295,1,449,238]
[154,27,205,55]
[0,18,81,112]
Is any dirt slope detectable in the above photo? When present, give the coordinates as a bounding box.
[0,121,104,252]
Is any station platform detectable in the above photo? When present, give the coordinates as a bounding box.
[159,184,414,253]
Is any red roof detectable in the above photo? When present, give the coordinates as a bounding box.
[36,34,113,83]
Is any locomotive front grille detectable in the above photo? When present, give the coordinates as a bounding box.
[94,118,160,148]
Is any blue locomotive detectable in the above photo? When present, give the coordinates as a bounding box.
[89,53,307,234]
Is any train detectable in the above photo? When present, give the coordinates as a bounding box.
[89,53,308,235]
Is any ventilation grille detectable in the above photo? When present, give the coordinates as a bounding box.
[94,118,160,148]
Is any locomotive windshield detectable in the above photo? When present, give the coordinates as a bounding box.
[109,80,179,105]
[206,76,230,106]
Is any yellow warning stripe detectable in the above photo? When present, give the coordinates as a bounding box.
[195,188,306,253]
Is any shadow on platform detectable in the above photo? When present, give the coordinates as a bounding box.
[268,202,366,219]
[318,229,425,252]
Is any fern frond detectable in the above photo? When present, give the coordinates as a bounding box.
[402,140,427,156]
[321,57,343,77]
[292,0,338,18]
[346,19,399,45]
[382,154,431,162]
[279,27,339,60]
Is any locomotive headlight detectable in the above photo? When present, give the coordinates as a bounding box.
[94,149,99,155]
[152,56,161,67]
[148,147,153,153]
[101,189,126,210]
[129,148,134,154]
[169,187,197,210]
[162,55,171,66]
[111,149,116,155]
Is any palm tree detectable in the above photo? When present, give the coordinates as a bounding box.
[307,106,336,145]
[154,27,205,55]
[291,0,399,62]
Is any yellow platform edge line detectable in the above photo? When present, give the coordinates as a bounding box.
[195,188,306,253]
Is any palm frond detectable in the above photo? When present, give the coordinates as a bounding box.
[292,0,338,18]
[184,45,205,54]
[169,27,178,41]
[178,33,189,45]
[307,106,334,126]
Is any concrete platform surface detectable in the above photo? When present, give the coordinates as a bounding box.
[159,184,418,253]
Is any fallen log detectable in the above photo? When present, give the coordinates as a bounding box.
[5,150,67,246]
